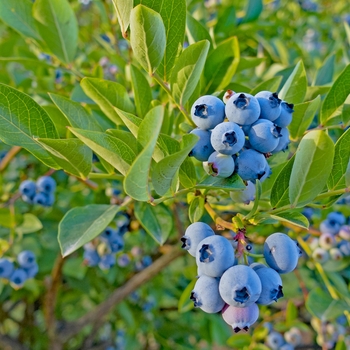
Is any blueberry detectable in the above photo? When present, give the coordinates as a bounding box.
[141,255,152,267]
[17,250,36,269]
[339,225,350,240]
[210,122,245,155]
[33,192,54,207]
[117,254,130,267]
[225,93,260,125]
[312,247,329,263]
[219,265,262,307]
[255,91,281,121]
[255,267,283,305]
[260,163,272,182]
[235,149,268,183]
[319,233,336,249]
[327,212,346,226]
[189,128,215,161]
[338,240,350,256]
[190,275,225,313]
[22,194,34,204]
[248,119,281,153]
[109,234,124,253]
[230,180,255,204]
[221,303,259,332]
[280,344,295,350]
[36,176,56,193]
[10,268,28,288]
[0,259,15,279]
[181,222,215,257]
[271,127,290,153]
[195,235,235,277]
[25,262,39,279]
[83,249,100,267]
[274,101,294,128]
[99,253,116,270]
[100,226,117,243]
[284,327,302,346]
[266,331,284,350]
[19,180,36,198]
[320,219,340,235]
[263,322,273,334]
[191,95,225,130]
[263,233,300,273]
[203,151,235,178]
[249,262,267,271]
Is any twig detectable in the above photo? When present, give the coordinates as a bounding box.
[0,146,21,172]
[57,247,184,342]
[0,333,29,350]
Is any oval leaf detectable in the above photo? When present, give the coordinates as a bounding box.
[111,0,133,37]
[58,204,120,257]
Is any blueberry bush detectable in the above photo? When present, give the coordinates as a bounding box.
[0,0,350,349]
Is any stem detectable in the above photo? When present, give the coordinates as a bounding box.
[243,252,264,259]
[152,72,194,126]
[152,187,194,205]
[0,146,21,172]
[88,173,123,180]
[204,202,236,231]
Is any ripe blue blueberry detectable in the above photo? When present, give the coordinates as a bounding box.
[327,211,346,226]
[225,93,261,125]
[117,254,130,267]
[25,262,39,279]
[235,149,268,183]
[191,95,225,130]
[249,262,267,271]
[248,119,281,153]
[190,275,225,313]
[284,327,302,346]
[320,219,340,235]
[36,176,56,193]
[189,128,215,161]
[10,268,28,288]
[312,247,329,263]
[99,253,116,270]
[219,265,262,307]
[19,180,36,198]
[274,101,294,127]
[195,235,235,277]
[141,255,152,267]
[255,267,283,305]
[338,240,350,256]
[203,151,235,178]
[260,163,272,182]
[109,234,124,253]
[221,303,259,332]
[263,233,300,273]
[83,249,100,267]
[33,192,54,207]
[230,181,255,204]
[17,250,36,269]
[266,331,285,350]
[100,226,117,243]
[181,222,215,257]
[210,122,245,155]
[0,258,15,279]
[280,344,294,350]
[271,127,290,153]
[255,91,281,121]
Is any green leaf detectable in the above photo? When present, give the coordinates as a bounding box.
[186,12,212,48]
[15,214,43,235]
[227,334,252,348]
[270,210,309,229]
[36,138,92,179]
[134,202,173,245]
[81,78,135,125]
[43,105,68,138]
[289,96,321,140]
[33,0,78,64]
[114,108,141,137]
[69,128,137,176]
[124,106,164,201]
[111,0,133,37]
[306,287,347,321]
[0,83,59,169]
[49,93,103,131]
[289,130,334,207]
[250,76,283,96]
[179,158,197,188]
[129,64,152,118]
[204,36,240,94]
[320,64,350,125]
[323,258,350,272]
[327,128,350,191]
[198,173,245,191]
[152,134,198,196]
[130,5,166,75]
[314,53,335,86]
[58,204,120,257]
[0,0,41,40]
[279,61,307,104]
[178,279,196,313]
[188,196,205,223]
[170,40,210,106]
[239,0,263,24]
[286,299,298,325]
[270,156,295,208]
[139,0,186,81]
[346,160,350,187]
[106,129,140,156]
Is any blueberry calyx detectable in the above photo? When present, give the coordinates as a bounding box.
[272,125,282,138]
[194,104,209,118]
[269,92,281,108]
[233,286,250,303]
[222,131,237,146]
[284,102,294,112]
[207,163,219,177]
[199,244,214,263]
[180,237,189,249]
[233,327,241,333]
[190,291,202,307]
[233,93,249,109]
[257,170,266,180]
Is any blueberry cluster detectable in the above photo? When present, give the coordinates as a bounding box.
[181,222,301,332]
[264,323,302,350]
[309,212,350,263]
[83,214,130,270]
[189,91,293,183]
[0,250,38,288]
[19,176,56,207]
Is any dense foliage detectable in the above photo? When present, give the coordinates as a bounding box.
[0,0,350,349]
